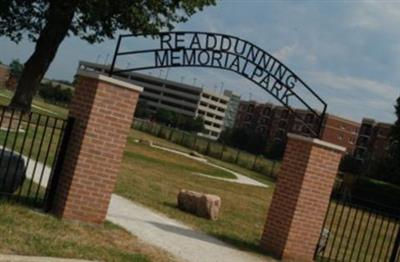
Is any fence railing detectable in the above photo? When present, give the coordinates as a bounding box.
[132,118,280,178]
[315,193,400,262]
[0,106,71,208]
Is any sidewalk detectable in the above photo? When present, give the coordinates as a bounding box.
[107,194,275,262]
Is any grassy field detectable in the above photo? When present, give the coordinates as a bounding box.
[116,129,276,254]
[133,119,281,178]
[318,201,400,261]
[0,119,64,167]
[0,88,68,119]
[0,202,175,262]
[130,129,275,185]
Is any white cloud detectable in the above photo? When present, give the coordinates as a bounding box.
[273,45,297,61]
[306,71,399,102]
[304,70,398,122]
[349,2,400,30]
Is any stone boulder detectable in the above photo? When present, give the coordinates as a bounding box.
[177,189,221,220]
[0,151,26,194]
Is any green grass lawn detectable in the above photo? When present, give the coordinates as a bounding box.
[0,120,63,167]
[0,88,68,119]
[133,120,281,178]
[116,130,276,254]
[318,201,399,262]
[0,202,175,262]
[125,140,235,179]
[129,129,276,185]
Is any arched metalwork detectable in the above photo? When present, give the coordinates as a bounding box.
[109,31,327,138]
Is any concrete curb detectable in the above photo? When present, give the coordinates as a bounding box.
[0,255,93,262]
[0,255,94,262]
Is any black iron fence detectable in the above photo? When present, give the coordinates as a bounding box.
[0,106,73,209]
[132,118,280,178]
[316,190,400,262]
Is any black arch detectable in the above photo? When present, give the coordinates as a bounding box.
[109,31,327,138]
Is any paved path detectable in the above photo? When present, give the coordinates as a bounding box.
[107,194,274,262]
[0,255,92,262]
[151,144,268,188]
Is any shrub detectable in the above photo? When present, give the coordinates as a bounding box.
[38,82,73,105]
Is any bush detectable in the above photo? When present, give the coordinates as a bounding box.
[339,155,362,174]
[38,82,73,105]
[334,175,400,214]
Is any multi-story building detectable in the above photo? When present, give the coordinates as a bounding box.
[234,101,362,154]
[78,61,233,139]
[196,90,229,139]
[320,114,360,154]
[354,119,392,160]
[222,90,241,130]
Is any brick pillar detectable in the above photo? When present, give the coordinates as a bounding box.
[52,70,142,223]
[261,133,345,261]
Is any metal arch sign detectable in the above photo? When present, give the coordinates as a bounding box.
[109,31,327,138]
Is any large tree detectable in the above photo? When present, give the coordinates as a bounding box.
[390,96,400,158]
[0,0,215,111]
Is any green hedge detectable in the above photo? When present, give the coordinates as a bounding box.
[334,174,400,214]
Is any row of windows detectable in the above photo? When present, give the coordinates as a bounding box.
[201,93,228,104]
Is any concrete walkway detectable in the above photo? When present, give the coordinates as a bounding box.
[107,194,274,262]
[150,144,268,188]
[0,255,92,262]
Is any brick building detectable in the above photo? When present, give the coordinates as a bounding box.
[235,101,361,154]
[354,119,392,160]
[0,64,10,87]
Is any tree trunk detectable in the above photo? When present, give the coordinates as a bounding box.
[8,1,77,112]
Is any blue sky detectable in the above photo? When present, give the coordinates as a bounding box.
[1,0,399,123]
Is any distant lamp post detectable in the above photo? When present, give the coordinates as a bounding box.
[165,68,170,80]
[96,55,101,63]
[104,53,110,65]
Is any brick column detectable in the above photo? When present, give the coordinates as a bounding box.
[261,133,345,261]
[52,70,142,223]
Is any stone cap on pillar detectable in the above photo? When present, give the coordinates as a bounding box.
[76,69,144,93]
[287,133,347,154]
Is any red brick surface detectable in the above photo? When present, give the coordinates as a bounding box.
[261,135,344,261]
[52,74,139,223]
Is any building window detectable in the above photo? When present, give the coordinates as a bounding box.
[248,105,255,113]
[245,114,252,121]
[305,114,314,123]
[338,134,344,141]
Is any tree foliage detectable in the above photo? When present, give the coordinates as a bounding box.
[0,0,215,110]
[0,0,216,44]
[152,108,204,133]
[219,127,269,155]
[390,96,400,158]
[39,82,73,105]
[9,59,24,79]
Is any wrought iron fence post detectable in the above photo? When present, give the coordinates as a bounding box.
[192,135,197,150]
[270,161,276,177]
[205,140,210,155]
[235,150,240,164]
[252,155,258,170]
[44,117,75,212]
[390,227,400,262]
[220,143,225,160]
